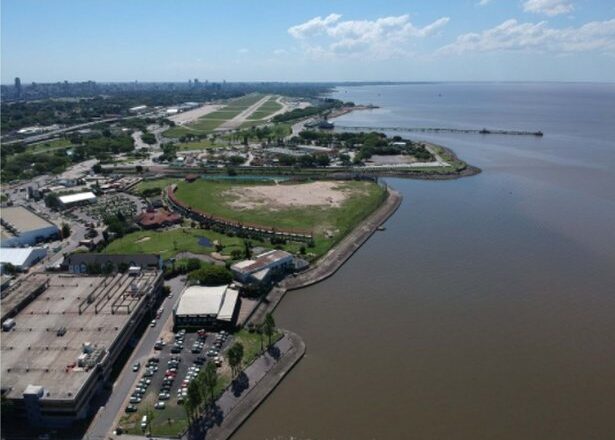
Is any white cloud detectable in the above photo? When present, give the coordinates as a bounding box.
[439,18,615,54]
[273,48,288,55]
[523,0,574,16]
[288,13,449,59]
[237,48,249,54]
[477,0,493,6]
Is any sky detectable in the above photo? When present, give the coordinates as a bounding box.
[1,0,614,83]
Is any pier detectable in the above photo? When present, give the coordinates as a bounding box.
[339,126,544,136]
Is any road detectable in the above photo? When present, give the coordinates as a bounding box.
[85,277,185,440]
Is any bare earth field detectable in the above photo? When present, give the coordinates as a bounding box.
[224,181,361,211]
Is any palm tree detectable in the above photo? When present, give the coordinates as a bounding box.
[203,362,218,404]
[187,380,202,420]
[264,312,276,348]
[228,342,244,377]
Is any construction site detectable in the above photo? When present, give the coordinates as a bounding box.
[0,269,163,429]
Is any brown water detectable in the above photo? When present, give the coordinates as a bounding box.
[234,83,615,440]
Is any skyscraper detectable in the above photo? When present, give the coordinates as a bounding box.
[14,77,22,97]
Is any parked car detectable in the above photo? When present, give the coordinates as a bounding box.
[154,401,166,410]
[125,405,138,413]
[150,319,157,327]
[132,362,140,372]
[129,396,142,404]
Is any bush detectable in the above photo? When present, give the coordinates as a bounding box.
[187,264,232,286]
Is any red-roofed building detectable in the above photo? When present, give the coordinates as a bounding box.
[136,208,182,229]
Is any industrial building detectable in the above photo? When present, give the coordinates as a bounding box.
[63,253,162,274]
[174,285,240,330]
[231,249,294,284]
[0,269,163,428]
[0,206,60,247]
[0,247,48,272]
[58,192,97,208]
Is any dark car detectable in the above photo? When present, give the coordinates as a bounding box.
[125,405,138,413]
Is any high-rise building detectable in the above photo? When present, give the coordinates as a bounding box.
[14,77,22,97]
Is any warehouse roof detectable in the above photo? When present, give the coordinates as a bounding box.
[58,192,96,205]
[175,285,239,319]
[0,206,58,235]
[231,249,293,275]
[0,247,46,267]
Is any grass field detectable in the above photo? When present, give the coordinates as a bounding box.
[26,138,74,153]
[175,139,218,151]
[247,97,283,120]
[102,228,245,260]
[173,179,386,256]
[163,94,265,138]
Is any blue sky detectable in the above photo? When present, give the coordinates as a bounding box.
[2,0,614,83]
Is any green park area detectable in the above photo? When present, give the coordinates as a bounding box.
[26,137,75,153]
[102,227,245,260]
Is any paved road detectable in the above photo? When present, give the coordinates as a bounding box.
[85,277,185,440]
[216,95,271,131]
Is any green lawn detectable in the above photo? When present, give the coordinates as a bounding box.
[173,179,386,256]
[102,228,245,260]
[176,139,218,151]
[26,138,74,153]
[131,178,177,196]
[163,94,266,138]
[248,97,283,120]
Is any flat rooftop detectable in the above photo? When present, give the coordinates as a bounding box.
[0,206,57,236]
[1,271,159,401]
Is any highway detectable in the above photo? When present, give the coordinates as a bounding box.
[85,277,185,440]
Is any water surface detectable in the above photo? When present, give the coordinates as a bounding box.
[234,83,615,440]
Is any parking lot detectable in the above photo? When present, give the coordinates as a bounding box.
[125,323,233,417]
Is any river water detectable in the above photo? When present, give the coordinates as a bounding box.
[234,83,615,440]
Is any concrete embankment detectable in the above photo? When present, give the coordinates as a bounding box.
[248,186,402,326]
[200,330,306,440]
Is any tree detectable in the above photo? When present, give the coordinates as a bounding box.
[202,362,218,404]
[2,263,16,275]
[61,223,71,239]
[135,165,143,173]
[44,193,60,210]
[243,239,251,259]
[187,265,232,286]
[264,312,276,348]
[185,258,201,272]
[187,380,202,419]
[228,342,244,377]
[92,163,102,173]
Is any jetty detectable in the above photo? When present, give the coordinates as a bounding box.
[339,126,544,137]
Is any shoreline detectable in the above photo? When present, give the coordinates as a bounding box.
[247,184,402,326]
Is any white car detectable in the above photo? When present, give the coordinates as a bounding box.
[154,401,166,410]
[150,319,156,327]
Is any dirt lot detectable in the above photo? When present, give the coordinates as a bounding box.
[225,181,360,211]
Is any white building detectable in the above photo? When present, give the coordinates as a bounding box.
[0,206,60,247]
[58,191,97,208]
[0,247,47,272]
[230,249,294,284]
[174,285,240,329]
